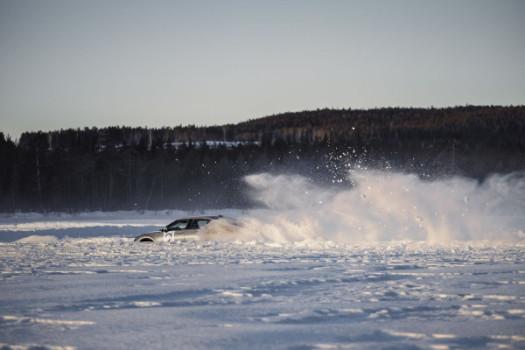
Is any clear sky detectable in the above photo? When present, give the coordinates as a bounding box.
[0,0,524,138]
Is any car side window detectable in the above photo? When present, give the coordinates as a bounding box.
[196,219,210,228]
[166,220,189,231]
[186,220,199,230]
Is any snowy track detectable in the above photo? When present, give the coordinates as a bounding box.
[1,237,524,350]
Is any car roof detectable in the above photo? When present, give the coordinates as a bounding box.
[176,215,223,221]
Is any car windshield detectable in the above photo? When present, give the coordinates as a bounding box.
[166,220,189,231]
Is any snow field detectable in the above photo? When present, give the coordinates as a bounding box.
[1,237,524,349]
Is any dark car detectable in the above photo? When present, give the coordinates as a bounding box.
[134,215,223,242]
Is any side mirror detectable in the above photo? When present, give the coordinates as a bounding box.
[161,227,168,232]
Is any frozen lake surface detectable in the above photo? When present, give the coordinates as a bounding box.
[0,213,524,349]
[1,171,525,349]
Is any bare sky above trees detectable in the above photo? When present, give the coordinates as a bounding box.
[1,0,524,138]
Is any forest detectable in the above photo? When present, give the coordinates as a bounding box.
[0,105,524,212]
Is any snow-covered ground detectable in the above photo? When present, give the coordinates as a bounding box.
[1,171,524,349]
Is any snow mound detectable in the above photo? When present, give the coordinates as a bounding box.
[16,235,58,244]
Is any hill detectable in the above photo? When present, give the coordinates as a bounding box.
[1,105,524,212]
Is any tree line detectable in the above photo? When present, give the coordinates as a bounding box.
[1,105,524,212]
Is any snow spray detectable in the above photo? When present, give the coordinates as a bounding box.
[228,171,525,244]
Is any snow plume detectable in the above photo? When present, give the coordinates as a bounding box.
[234,171,525,244]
